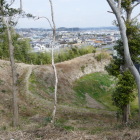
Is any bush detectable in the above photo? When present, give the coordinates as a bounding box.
[95,52,110,61]
[55,46,96,63]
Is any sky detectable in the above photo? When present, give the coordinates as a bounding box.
[12,0,140,29]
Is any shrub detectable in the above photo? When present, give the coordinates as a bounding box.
[95,52,110,61]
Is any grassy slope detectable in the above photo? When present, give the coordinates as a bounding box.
[27,70,139,133]
[73,72,116,110]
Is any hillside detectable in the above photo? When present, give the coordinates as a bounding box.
[0,53,109,118]
[0,53,140,139]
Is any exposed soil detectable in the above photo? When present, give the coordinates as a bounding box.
[85,93,105,109]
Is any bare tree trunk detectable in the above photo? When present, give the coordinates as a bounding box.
[51,35,58,124]
[37,0,58,124]
[20,0,22,10]
[107,0,140,120]
[122,104,129,123]
[49,0,58,124]
[3,19,19,127]
[0,2,19,126]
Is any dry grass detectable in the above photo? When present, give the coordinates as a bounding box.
[0,126,140,140]
[0,54,140,139]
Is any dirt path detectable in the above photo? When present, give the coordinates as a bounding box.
[24,66,33,94]
[85,93,105,109]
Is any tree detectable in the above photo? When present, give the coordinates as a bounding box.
[106,23,140,122]
[106,0,140,122]
[36,0,58,124]
[0,0,23,126]
[48,0,58,124]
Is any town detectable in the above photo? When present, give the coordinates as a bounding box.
[16,27,121,53]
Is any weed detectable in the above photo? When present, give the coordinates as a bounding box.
[29,72,37,84]
[0,125,7,130]
[81,65,85,73]
[43,117,52,125]
[0,79,4,85]
[63,125,74,131]
[55,119,74,131]
[1,89,6,93]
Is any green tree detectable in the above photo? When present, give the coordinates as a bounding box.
[106,0,140,123]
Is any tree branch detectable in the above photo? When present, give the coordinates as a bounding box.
[132,2,140,10]
[107,11,114,14]
[132,13,140,21]
[121,16,126,22]
[9,0,16,7]
[35,16,53,30]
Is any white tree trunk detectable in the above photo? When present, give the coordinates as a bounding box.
[51,36,58,124]
[107,0,140,119]
[49,0,58,124]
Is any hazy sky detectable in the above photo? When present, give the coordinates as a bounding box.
[13,0,140,28]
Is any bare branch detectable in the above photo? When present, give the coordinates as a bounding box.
[107,0,121,17]
[132,13,140,21]
[121,16,126,22]
[9,0,16,7]
[132,2,140,10]
[107,11,114,14]
[35,16,53,30]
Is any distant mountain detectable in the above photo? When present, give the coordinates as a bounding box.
[57,27,80,31]
[16,26,118,32]
[80,26,118,31]
[56,27,118,31]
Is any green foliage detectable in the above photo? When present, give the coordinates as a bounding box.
[0,79,4,85]
[27,45,95,65]
[126,22,140,63]
[14,38,31,63]
[106,11,140,115]
[0,0,35,28]
[95,52,110,61]
[92,49,96,54]
[54,119,74,131]
[28,52,51,65]
[114,0,137,13]
[105,58,123,77]
[81,65,85,73]
[112,71,135,109]
[0,31,9,59]
[55,46,95,63]
[43,117,52,125]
